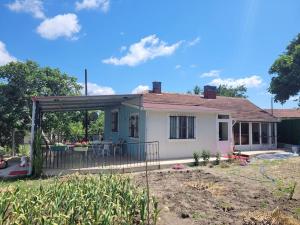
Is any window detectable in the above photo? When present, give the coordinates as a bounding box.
[218,114,230,119]
[129,114,139,138]
[261,123,269,144]
[219,122,228,141]
[233,122,240,145]
[252,123,260,144]
[111,111,118,132]
[241,123,249,145]
[169,116,195,139]
[271,123,276,144]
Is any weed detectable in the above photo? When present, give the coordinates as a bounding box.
[215,152,221,165]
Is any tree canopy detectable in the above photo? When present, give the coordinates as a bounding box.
[269,33,300,104]
[217,85,247,98]
[0,61,82,146]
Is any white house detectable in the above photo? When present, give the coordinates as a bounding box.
[104,82,279,159]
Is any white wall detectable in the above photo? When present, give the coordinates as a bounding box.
[145,110,220,159]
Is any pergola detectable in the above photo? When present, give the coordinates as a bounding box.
[29,94,143,175]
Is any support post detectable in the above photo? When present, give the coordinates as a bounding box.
[29,100,36,176]
[84,69,88,141]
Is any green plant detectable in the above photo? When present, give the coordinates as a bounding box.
[152,196,161,225]
[215,152,221,165]
[193,151,200,166]
[201,150,210,166]
[0,174,159,225]
[227,152,233,163]
[275,179,297,200]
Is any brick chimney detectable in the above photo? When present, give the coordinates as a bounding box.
[204,85,217,99]
[152,81,162,94]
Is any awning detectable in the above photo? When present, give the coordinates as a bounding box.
[33,94,142,112]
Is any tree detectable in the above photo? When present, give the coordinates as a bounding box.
[269,33,300,104]
[0,60,81,146]
[217,85,247,98]
[187,85,202,95]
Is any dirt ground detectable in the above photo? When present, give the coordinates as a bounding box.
[133,157,300,225]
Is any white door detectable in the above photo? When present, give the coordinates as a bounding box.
[217,119,231,154]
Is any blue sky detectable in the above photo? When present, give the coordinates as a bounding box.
[0,0,300,109]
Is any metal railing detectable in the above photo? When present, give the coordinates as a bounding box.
[42,141,160,171]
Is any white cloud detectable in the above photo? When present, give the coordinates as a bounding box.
[131,85,150,94]
[190,64,197,68]
[175,64,181,69]
[201,70,221,78]
[120,46,127,52]
[75,0,110,12]
[210,75,263,88]
[36,14,81,40]
[102,35,182,66]
[7,0,45,19]
[0,41,17,66]
[80,82,115,95]
[188,37,200,46]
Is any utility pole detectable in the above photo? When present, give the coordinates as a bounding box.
[85,69,88,141]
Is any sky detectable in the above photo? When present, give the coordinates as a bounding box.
[0,0,300,109]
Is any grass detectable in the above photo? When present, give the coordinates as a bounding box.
[0,174,159,225]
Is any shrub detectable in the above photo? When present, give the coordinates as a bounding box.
[215,152,221,165]
[201,150,210,166]
[193,151,200,166]
[227,152,233,163]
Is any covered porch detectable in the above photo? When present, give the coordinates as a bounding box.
[30,94,160,175]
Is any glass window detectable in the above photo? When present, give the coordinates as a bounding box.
[252,123,260,144]
[129,114,139,138]
[233,123,240,145]
[111,111,118,132]
[271,123,276,144]
[188,116,195,138]
[169,116,195,139]
[219,122,228,141]
[169,116,177,139]
[241,123,249,145]
[261,123,269,144]
[218,114,230,119]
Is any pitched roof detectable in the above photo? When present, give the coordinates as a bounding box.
[264,109,300,119]
[143,92,278,122]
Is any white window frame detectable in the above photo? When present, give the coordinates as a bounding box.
[168,115,196,140]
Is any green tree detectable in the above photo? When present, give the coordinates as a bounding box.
[187,85,202,95]
[217,85,247,98]
[0,60,81,146]
[269,33,300,104]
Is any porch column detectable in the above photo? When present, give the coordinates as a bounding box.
[29,100,36,176]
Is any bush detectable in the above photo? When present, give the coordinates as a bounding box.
[193,151,200,166]
[227,152,233,163]
[215,152,221,165]
[0,174,159,225]
[201,150,210,166]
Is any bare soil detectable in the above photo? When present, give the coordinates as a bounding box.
[133,158,300,225]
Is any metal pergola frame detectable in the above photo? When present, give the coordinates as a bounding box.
[29,94,143,175]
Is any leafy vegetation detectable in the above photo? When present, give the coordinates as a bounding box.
[193,151,200,166]
[215,152,221,165]
[269,33,300,105]
[201,150,210,166]
[0,174,159,225]
[217,85,247,98]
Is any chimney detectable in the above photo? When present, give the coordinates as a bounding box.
[152,81,162,94]
[204,85,217,99]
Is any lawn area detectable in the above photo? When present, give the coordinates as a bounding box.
[1,157,299,225]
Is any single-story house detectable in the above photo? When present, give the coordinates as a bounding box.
[265,109,300,146]
[30,82,279,171]
[103,82,278,159]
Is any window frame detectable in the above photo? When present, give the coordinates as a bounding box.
[111,110,119,132]
[169,115,195,140]
[129,113,139,138]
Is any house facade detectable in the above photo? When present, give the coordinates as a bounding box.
[104,83,278,159]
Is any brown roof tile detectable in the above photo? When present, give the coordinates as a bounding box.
[265,109,300,119]
[143,93,278,122]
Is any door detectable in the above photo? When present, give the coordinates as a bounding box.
[218,119,231,154]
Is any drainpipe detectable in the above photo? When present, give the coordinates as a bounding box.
[28,99,36,176]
